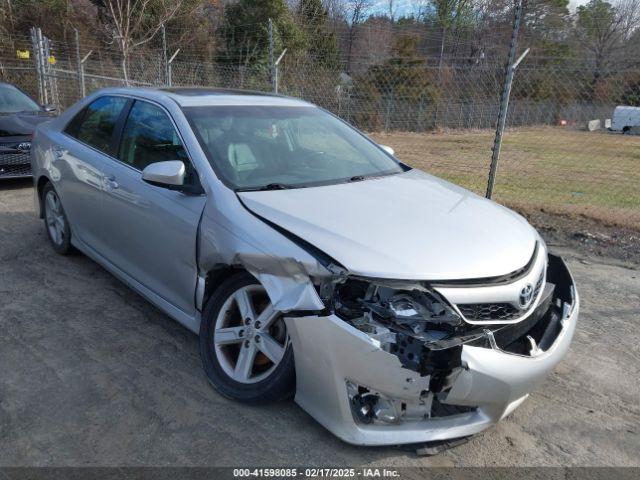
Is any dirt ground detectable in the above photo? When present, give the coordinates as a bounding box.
[0,179,639,467]
[522,209,640,266]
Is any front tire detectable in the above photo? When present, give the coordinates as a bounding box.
[199,272,295,404]
[42,183,73,255]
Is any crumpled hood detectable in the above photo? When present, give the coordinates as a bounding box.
[238,169,539,280]
[0,112,52,137]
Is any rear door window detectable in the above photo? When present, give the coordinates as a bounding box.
[66,96,128,154]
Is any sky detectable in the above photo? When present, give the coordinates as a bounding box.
[370,0,424,18]
[370,0,592,19]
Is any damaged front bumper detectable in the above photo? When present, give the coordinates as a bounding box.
[284,254,578,446]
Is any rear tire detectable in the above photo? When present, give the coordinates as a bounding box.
[622,126,630,134]
[42,183,73,255]
[199,272,295,404]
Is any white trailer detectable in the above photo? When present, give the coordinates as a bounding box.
[611,105,640,133]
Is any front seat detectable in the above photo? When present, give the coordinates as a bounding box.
[227,143,259,181]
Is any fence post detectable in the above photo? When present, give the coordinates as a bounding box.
[35,28,49,105]
[74,28,83,99]
[268,18,276,92]
[485,0,524,199]
[79,50,93,97]
[273,48,286,94]
[167,49,180,87]
[384,92,392,132]
[43,35,59,106]
[29,27,44,104]
[161,24,168,85]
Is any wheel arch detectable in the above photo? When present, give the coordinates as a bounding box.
[201,264,252,311]
[35,175,52,218]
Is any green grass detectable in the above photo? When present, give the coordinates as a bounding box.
[370,127,640,227]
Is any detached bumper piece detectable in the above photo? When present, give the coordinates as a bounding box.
[0,144,31,178]
[284,253,578,446]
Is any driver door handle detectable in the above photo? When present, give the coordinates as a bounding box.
[104,174,119,191]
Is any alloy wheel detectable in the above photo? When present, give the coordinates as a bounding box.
[213,284,288,384]
[45,190,66,246]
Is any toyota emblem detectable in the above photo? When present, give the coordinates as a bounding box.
[518,283,534,308]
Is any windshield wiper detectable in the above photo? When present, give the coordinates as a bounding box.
[349,170,403,183]
[236,183,294,192]
[8,110,39,115]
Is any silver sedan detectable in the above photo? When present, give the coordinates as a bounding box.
[31,88,578,447]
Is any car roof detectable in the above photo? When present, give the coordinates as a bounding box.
[0,81,22,88]
[92,86,314,108]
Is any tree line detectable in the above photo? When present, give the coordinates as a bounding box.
[1,0,639,107]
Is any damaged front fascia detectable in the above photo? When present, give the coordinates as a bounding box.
[199,193,573,398]
[319,275,468,394]
[320,257,575,391]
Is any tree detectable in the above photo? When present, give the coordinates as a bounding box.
[387,0,397,20]
[618,74,640,105]
[220,0,305,67]
[576,0,640,81]
[344,0,372,73]
[523,0,570,38]
[356,34,437,129]
[371,34,434,96]
[297,0,340,69]
[0,0,16,36]
[92,0,184,84]
[429,0,473,70]
[3,0,85,41]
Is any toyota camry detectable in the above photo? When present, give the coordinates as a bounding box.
[31,87,578,447]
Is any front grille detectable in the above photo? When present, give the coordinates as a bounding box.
[458,302,520,321]
[457,269,545,322]
[0,150,31,177]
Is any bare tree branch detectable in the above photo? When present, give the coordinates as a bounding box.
[101,0,184,84]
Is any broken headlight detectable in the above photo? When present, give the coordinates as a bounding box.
[331,278,470,386]
[333,278,464,343]
[364,290,461,331]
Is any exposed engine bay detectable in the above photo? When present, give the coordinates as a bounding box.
[312,253,576,427]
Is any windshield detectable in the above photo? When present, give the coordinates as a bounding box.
[0,84,41,113]
[183,105,404,190]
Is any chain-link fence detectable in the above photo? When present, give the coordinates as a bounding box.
[1,27,639,229]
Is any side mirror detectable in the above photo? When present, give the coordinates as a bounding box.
[142,160,185,188]
[379,144,395,156]
[42,104,57,113]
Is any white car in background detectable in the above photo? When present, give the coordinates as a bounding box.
[611,105,640,134]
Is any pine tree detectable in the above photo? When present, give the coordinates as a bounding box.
[298,0,340,70]
[221,0,305,66]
